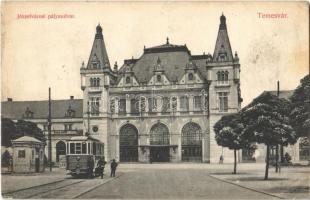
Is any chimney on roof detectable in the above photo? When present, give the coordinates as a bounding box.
[7,98,13,102]
[70,96,74,100]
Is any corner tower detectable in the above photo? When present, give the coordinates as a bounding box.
[208,14,242,163]
[80,24,116,161]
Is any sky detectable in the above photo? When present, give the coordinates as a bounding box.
[1,1,309,107]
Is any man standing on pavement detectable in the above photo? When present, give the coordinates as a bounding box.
[97,156,107,179]
[110,159,118,177]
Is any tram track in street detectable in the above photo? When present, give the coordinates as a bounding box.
[3,173,123,199]
[3,179,85,199]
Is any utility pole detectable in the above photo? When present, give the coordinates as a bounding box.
[48,87,52,172]
[275,81,280,173]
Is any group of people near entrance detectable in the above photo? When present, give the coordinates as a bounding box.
[87,157,118,179]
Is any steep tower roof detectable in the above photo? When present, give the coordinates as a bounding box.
[213,14,234,62]
[86,24,111,69]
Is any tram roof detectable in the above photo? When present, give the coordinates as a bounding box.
[68,135,102,143]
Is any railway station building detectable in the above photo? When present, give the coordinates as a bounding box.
[2,15,243,163]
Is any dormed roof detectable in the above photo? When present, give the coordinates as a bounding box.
[117,40,211,84]
[1,99,83,119]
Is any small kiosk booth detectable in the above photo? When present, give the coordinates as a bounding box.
[12,136,45,173]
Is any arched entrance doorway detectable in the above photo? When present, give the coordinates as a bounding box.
[181,122,202,162]
[150,123,170,162]
[119,124,138,162]
[56,141,66,162]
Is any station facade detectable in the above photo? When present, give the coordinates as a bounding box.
[80,14,241,163]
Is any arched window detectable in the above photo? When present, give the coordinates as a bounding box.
[119,124,138,162]
[56,141,66,162]
[96,78,100,86]
[188,73,194,81]
[157,75,162,82]
[217,71,221,81]
[150,123,169,145]
[181,122,202,162]
[224,71,229,82]
[221,71,225,82]
[125,76,131,84]
[90,78,93,86]
[217,71,229,85]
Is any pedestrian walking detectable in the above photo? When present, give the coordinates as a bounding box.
[219,155,224,164]
[110,159,118,177]
[97,156,107,179]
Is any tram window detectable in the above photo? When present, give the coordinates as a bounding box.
[76,143,81,154]
[70,143,75,154]
[93,143,96,155]
[82,143,87,154]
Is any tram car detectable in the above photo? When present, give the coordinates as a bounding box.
[66,136,104,177]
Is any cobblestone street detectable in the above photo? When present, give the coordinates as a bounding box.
[2,163,309,199]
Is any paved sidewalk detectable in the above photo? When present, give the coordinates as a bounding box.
[209,165,310,199]
[1,167,69,193]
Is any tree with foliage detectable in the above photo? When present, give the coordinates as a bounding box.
[15,120,45,142]
[214,113,255,174]
[1,118,45,147]
[290,74,310,138]
[241,92,296,180]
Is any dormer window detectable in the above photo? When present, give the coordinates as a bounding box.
[188,73,194,81]
[157,75,162,82]
[23,107,34,118]
[65,106,76,118]
[125,76,131,84]
[91,54,100,69]
[219,54,227,61]
[92,62,99,69]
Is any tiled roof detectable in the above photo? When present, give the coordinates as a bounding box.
[1,99,83,119]
[12,136,42,143]
[117,42,210,84]
[213,15,234,62]
[86,24,110,69]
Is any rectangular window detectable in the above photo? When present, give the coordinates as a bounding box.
[131,99,139,115]
[90,97,100,116]
[18,150,26,158]
[82,142,87,154]
[75,143,81,154]
[194,96,202,110]
[219,92,228,112]
[93,143,97,155]
[70,143,75,154]
[119,99,126,115]
[64,124,73,131]
[88,143,91,154]
[148,98,157,112]
[162,97,170,113]
[180,96,189,111]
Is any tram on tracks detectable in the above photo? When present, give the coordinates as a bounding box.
[66,136,104,177]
